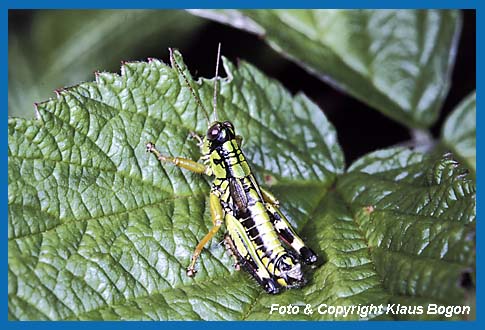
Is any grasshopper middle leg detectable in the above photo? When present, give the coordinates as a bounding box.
[186,192,224,277]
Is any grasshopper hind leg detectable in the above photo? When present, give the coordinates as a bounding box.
[223,234,281,294]
[241,256,281,294]
[262,278,280,294]
[223,234,241,271]
[225,215,282,294]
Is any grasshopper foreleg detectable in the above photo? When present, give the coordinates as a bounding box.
[146,142,210,175]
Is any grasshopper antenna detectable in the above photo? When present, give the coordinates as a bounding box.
[212,43,222,123]
[169,48,211,126]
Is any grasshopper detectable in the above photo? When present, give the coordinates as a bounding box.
[147,44,317,294]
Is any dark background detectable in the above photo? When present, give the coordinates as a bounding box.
[9,10,476,164]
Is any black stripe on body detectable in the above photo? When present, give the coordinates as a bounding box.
[214,140,250,178]
[239,176,287,265]
[271,211,295,245]
[212,160,291,279]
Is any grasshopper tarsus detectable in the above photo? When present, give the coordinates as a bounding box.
[186,268,197,277]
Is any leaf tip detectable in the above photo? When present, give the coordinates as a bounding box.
[33,102,42,120]
[120,61,144,79]
[54,87,66,97]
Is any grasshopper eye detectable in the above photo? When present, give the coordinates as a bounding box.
[207,123,221,141]
[223,121,234,130]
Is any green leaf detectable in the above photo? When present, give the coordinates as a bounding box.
[336,148,475,320]
[244,148,475,321]
[8,51,343,320]
[441,91,476,176]
[9,10,206,118]
[192,10,461,128]
[9,51,474,320]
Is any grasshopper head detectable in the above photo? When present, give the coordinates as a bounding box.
[206,121,236,148]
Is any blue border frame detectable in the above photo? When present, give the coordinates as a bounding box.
[3,0,480,328]
[2,0,482,9]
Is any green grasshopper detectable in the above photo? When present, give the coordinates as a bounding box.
[146,44,317,294]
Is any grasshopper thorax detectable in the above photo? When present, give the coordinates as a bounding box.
[206,121,236,149]
[204,120,251,179]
